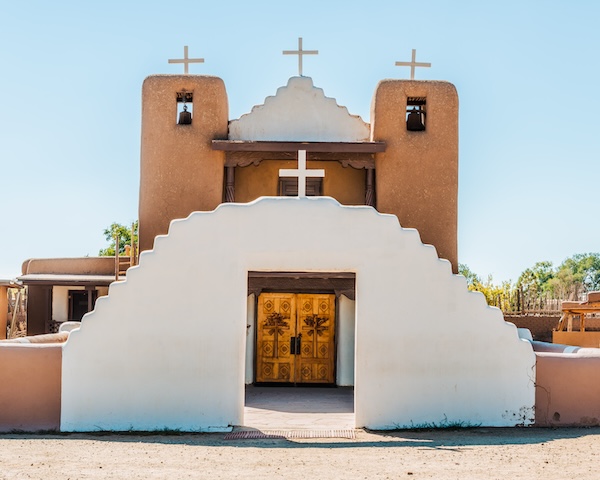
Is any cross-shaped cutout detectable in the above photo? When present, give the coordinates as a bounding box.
[168,46,204,74]
[395,49,431,80]
[283,37,318,76]
[279,150,325,198]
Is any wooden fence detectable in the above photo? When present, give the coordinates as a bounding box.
[488,287,586,315]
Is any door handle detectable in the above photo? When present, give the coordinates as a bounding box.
[290,335,302,355]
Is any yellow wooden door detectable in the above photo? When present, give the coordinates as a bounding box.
[256,293,335,384]
[296,294,335,383]
[256,293,296,382]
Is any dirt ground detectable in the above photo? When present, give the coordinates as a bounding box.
[1,427,599,479]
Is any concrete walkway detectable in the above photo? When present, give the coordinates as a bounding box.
[243,386,354,430]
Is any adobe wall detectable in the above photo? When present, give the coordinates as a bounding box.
[0,343,62,432]
[139,75,229,252]
[62,198,534,432]
[535,350,600,426]
[371,80,458,272]
[235,160,365,205]
[504,315,560,343]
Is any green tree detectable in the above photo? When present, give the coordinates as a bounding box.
[460,264,516,309]
[458,263,482,290]
[547,253,600,298]
[517,261,554,296]
[99,221,138,256]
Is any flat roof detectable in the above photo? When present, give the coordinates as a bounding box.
[212,140,386,153]
[17,274,117,287]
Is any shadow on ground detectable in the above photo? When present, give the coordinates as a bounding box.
[2,427,600,449]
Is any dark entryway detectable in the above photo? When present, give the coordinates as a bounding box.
[69,289,98,321]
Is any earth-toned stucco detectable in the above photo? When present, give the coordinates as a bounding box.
[139,75,229,252]
[0,343,62,432]
[371,80,458,272]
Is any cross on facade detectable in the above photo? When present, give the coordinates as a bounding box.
[168,46,204,74]
[283,37,318,76]
[395,49,431,80]
[279,150,325,198]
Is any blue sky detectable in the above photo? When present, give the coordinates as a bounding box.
[1,0,599,283]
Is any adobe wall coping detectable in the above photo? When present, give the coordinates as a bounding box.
[22,257,115,276]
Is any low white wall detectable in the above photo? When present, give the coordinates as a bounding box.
[337,295,355,386]
[61,198,535,431]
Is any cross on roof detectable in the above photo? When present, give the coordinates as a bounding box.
[283,37,318,76]
[395,49,431,80]
[168,46,204,74]
[279,150,325,197]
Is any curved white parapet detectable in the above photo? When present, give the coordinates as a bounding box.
[61,197,535,431]
[228,77,370,142]
[58,322,81,333]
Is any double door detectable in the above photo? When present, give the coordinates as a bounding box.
[256,293,335,384]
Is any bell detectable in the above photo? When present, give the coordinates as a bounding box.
[178,105,192,125]
[406,108,425,131]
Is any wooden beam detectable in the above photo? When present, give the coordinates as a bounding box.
[562,303,600,313]
[212,140,386,153]
[224,151,375,169]
[248,271,356,279]
[247,272,356,300]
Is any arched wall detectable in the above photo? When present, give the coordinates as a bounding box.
[61,198,535,431]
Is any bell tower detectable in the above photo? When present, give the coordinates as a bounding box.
[371,80,459,272]
[138,75,229,252]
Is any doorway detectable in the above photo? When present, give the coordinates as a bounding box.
[68,289,97,321]
[255,292,335,384]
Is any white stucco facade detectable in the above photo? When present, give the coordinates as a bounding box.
[52,286,79,323]
[228,76,370,142]
[336,295,356,387]
[245,294,255,385]
[61,198,535,432]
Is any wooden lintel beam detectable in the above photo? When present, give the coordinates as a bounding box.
[248,271,356,279]
[225,151,375,169]
[212,140,386,153]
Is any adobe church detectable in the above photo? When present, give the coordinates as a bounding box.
[9,46,537,431]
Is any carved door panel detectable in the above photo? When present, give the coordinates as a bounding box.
[256,293,335,384]
[296,294,335,383]
[256,293,295,383]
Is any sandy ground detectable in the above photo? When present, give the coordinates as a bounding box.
[1,428,600,479]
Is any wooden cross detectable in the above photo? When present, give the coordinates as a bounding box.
[395,49,431,80]
[279,150,325,197]
[168,46,204,74]
[283,37,318,76]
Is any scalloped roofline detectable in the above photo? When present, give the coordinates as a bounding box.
[228,76,370,142]
[231,76,368,125]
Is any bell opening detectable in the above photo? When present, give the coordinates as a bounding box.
[176,91,193,125]
[406,97,426,132]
